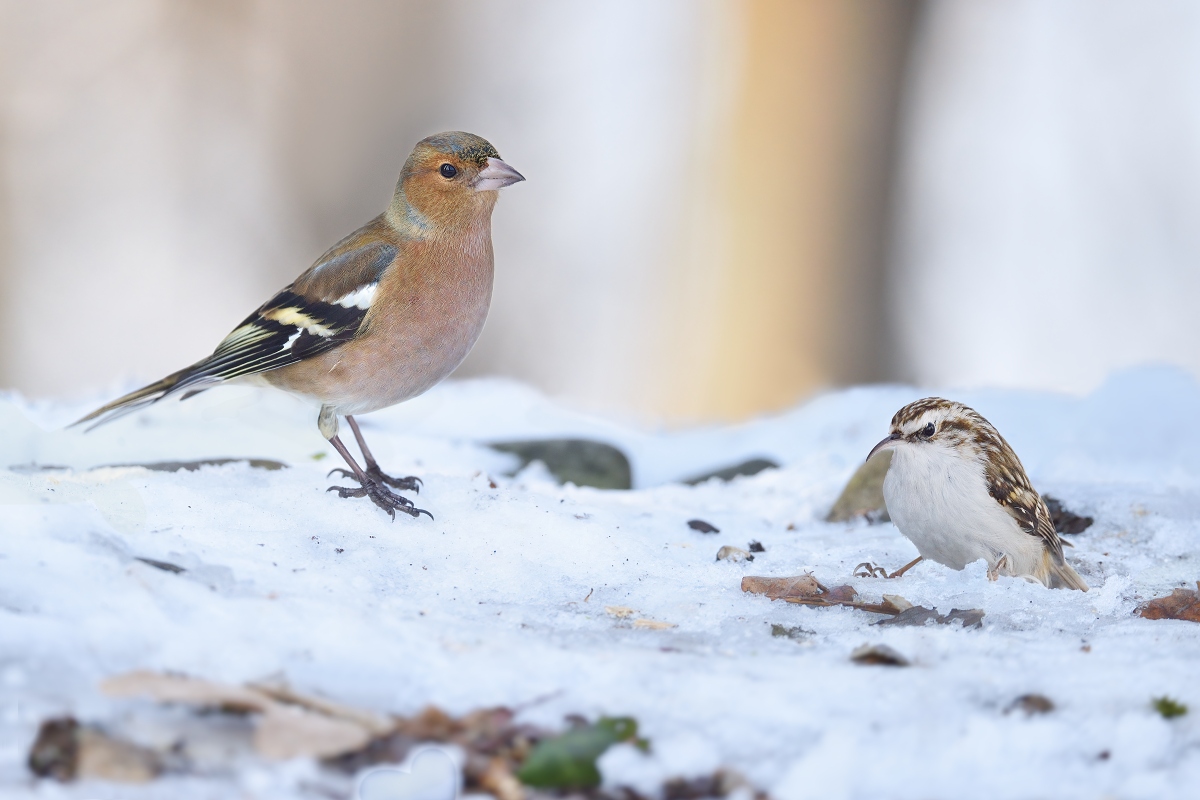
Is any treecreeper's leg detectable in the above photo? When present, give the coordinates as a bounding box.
[344,415,423,493]
[854,556,923,580]
[319,406,431,520]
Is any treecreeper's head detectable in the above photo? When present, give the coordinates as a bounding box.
[395,131,524,230]
[866,397,1001,463]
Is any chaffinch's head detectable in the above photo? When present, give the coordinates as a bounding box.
[393,132,524,234]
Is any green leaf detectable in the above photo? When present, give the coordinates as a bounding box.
[1153,696,1188,719]
[517,717,644,789]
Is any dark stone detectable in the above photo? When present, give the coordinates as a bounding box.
[489,439,632,490]
[826,451,891,523]
[134,557,186,574]
[1007,694,1055,715]
[687,519,719,534]
[27,717,80,781]
[747,540,765,553]
[1043,495,1094,534]
[681,458,779,485]
[104,458,288,472]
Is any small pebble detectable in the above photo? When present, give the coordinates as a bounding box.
[716,546,753,563]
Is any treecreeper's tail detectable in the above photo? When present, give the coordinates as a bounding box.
[1043,549,1089,592]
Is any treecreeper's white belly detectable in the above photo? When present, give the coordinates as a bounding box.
[882,446,1046,577]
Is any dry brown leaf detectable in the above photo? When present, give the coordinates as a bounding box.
[477,756,526,800]
[605,605,636,619]
[1138,583,1200,622]
[741,574,860,606]
[741,575,826,599]
[742,575,928,618]
[850,643,910,666]
[102,670,271,713]
[254,703,373,760]
[396,706,463,741]
[27,717,159,784]
[74,728,160,783]
[249,679,394,736]
[101,670,375,760]
[632,619,677,630]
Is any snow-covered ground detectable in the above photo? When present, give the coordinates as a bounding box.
[2,367,1199,799]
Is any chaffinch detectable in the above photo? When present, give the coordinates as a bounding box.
[76,132,525,519]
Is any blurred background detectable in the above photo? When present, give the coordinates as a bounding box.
[1,0,1198,423]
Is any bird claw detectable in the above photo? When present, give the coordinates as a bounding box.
[366,465,422,493]
[328,466,422,493]
[854,561,891,579]
[987,554,1010,581]
[326,476,433,521]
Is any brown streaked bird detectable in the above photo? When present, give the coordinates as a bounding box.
[856,397,1089,590]
[76,132,525,519]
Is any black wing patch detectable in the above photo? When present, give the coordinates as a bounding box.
[199,288,368,380]
[74,241,397,429]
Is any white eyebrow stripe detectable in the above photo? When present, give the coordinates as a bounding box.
[334,283,378,309]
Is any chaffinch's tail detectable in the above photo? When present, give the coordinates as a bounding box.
[71,366,213,430]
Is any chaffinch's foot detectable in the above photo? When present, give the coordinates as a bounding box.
[327,472,432,521]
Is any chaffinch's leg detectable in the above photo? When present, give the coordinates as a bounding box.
[342,415,422,493]
[320,406,431,520]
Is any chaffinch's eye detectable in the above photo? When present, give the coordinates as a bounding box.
[439,163,458,179]
[921,422,936,438]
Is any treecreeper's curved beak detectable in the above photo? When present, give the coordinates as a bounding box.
[472,157,525,191]
[866,433,902,462]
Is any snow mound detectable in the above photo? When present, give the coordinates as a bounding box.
[1,366,1199,799]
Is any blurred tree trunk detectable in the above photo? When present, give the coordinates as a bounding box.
[658,0,917,420]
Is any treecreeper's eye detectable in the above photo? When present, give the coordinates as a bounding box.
[439,163,458,178]
[921,422,936,438]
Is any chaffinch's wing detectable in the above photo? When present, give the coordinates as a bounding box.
[75,223,398,428]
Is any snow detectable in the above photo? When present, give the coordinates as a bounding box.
[2,366,1199,799]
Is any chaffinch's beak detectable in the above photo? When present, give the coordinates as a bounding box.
[472,157,525,192]
[866,433,902,462]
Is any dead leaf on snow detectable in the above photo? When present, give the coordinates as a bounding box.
[252,702,374,761]
[478,756,525,800]
[632,619,677,630]
[741,575,931,618]
[850,643,910,666]
[875,606,985,629]
[102,671,270,713]
[1138,583,1200,622]
[28,717,159,783]
[741,574,834,600]
[605,605,636,619]
[248,677,393,736]
[101,670,378,760]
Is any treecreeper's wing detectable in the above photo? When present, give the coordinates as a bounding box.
[982,439,1067,563]
[75,225,398,429]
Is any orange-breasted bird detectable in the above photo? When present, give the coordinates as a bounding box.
[76,131,525,519]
